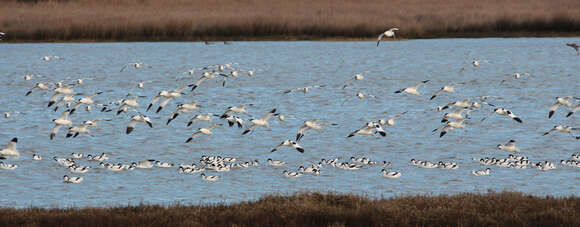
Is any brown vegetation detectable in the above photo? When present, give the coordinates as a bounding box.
[0,191,578,226]
[1,0,580,41]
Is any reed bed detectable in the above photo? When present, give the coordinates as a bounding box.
[1,0,580,41]
[0,191,578,226]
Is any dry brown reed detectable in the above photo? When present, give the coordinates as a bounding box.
[1,0,580,41]
[0,191,578,226]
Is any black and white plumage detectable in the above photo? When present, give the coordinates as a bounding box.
[543,125,579,138]
[70,91,102,114]
[377,28,399,46]
[549,96,577,118]
[566,104,580,117]
[348,122,386,137]
[481,108,522,123]
[296,119,324,141]
[284,85,326,94]
[25,83,51,96]
[342,72,367,89]
[147,84,193,113]
[225,115,245,128]
[220,104,251,119]
[185,124,220,143]
[242,109,278,135]
[51,110,73,140]
[0,138,18,158]
[378,111,408,127]
[126,114,153,135]
[566,43,580,55]
[430,82,463,100]
[432,118,466,137]
[394,80,430,95]
[187,113,216,127]
[497,140,521,153]
[166,102,200,125]
[120,62,146,72]
[48,86,74,107]
[270,140,304,153]
[191,71,217,91]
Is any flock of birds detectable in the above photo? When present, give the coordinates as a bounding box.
[0,33,579,188]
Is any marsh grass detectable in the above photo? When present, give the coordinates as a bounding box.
[1,0,580,41]
[0,191,578,226]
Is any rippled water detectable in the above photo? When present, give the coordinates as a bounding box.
[0,39,578,208]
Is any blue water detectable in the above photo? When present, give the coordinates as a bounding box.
[0,39,578,208]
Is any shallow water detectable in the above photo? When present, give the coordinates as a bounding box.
[0,39,578,208]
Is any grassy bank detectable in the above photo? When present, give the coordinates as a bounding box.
[1,0,580,42]
[0,192,578,226]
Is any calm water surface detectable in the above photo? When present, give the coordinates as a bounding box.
[0,39,578,208]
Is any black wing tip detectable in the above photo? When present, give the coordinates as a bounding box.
[548,111,554,118]
[566,112,573,117]
[11,138,17,143]
[297,147,305,153]
[66,133,72,138]
[25,91,31,96]
[440,131,447,137]
[242,130,250,135]
[270,149,276,153]
[48,101,55,107]
[185,138,192,143]
[147,122,153,128]
[146,104,153,111]
[378,131,386,137]
[429,95,436,100]
[514,118,523,123]
[394,90,401,94]
[126,127,133,134]
[156,107,163,113]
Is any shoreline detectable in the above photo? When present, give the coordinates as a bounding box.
[0,191,577,226]
[2,32,580,43]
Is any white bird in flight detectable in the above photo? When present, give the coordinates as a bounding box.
[377,28,399,46]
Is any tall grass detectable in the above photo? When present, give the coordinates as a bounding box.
[1,0,580,41]
[0,192,578,226]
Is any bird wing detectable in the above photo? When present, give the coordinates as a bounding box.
[120,64,129,72]
[149,94,161,105]
[194,76,207,86]
[411,80,430,89]
[174,84,192,93]
[59,110,70,120]
[480,111,495,122]
[377,33,385,46]
[549,102,561,112]
[50,125,62,137]
[430,88,443,100]
[159,97,173,108]
[6,140,16,151]
[259,109,277,121]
